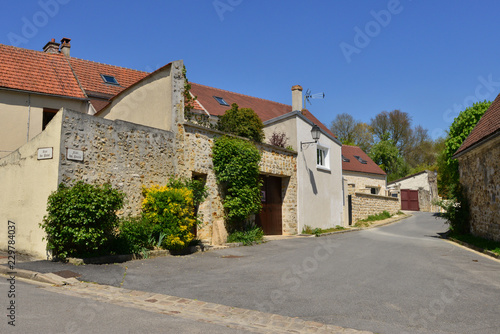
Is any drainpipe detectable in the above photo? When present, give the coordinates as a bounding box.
[27,94,31,142]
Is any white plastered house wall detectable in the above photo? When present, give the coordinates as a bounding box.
[264,111,344,232]
[0,89,90,158]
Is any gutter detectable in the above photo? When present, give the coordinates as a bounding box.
[0,87,88,101]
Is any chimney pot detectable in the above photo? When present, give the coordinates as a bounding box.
[43,38,60,54]
[60,37,71,57]
[291,85,303,111]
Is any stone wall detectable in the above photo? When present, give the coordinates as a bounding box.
[58,109,178,216]
[181,124,298,243]
[457,135,500,241]
[351,192,400,223]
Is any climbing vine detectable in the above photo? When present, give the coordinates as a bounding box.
[212,136,262,232]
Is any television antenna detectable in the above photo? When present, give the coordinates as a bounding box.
[304,89,325,107]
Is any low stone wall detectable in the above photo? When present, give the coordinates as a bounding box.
[457,135,500,242]
[59,109,179,216]
[351,192,400,223]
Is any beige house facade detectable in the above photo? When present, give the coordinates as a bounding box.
[190,84,345,231]
[387,170,439,212]
[0,41,298,258]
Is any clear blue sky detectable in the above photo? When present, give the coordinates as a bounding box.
[2,0,500,140]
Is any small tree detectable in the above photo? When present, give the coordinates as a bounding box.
[439,100,491,198]
[217,103,265,143]
[41,182,125,259]
[269,131,288,148]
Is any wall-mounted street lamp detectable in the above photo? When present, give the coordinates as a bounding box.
[300,124,321,151]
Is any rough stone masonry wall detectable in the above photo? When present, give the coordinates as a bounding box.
[351,192,400,223]
[458,135,500,241]
[58,109,178,216]
[180,124,298,243]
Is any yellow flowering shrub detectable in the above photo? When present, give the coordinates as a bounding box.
[141,185,196,250]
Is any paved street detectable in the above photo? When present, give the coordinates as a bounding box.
[8,212,500,333]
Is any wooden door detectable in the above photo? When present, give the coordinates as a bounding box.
[401,189,419,211]
[256,176,282,235]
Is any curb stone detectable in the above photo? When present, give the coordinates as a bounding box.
[447,237,500,260]
[41,281,374,334]
[0,265,77,285]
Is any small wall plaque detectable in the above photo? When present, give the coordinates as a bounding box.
[37,147,53,160]
[67,148,84,161]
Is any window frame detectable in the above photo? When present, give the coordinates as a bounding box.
[100,74,119,85]
[316,144,330,171]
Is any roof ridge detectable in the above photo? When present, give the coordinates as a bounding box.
[69,57,150,73]
[0,43,149,74]
[191,82,292,109]
[0,43,65,57]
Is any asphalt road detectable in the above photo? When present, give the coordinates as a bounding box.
[15,212,500,333]
[0,278,257,333]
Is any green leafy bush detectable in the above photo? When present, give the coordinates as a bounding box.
[117,216,154,254]
[212,136,262,232]
[434,184,470,234]
[40,182,125,259]
[217,103,265,143]
[141,185,197,250]
[227,226,264,245]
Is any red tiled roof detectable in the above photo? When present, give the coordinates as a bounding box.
[342,145,386,176]
[190,83,292,121]
[68,57,148,97]
[0,44,85,99]
[455,93,500,155]
[189,83,336,138]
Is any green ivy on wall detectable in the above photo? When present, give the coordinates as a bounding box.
[212,135,262,232]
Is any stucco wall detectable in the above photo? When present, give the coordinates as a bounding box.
[100,61,184,134]
[263,116,297,150]
[0,89,88,158]
[351,192,400,223]
[343,170,386,195]
[0,110,63,258]
[295,118,344,230]
[457,135,500,241]
[181,123,298,243]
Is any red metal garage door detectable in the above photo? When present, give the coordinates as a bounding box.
[401,189,419,211]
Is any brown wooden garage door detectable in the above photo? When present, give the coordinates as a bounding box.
[401,189,419,211]
[256,176,282,235]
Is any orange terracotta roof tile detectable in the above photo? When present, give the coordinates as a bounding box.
[455,93,500,155]
[189,83,336,138]
[0,44,85,98]
[342,145,386,175]
[68,57,149,97]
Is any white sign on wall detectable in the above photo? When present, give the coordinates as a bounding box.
[67,148,84,161]
[37,147,53,160]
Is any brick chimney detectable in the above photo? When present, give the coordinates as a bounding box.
[292,85,303,111]
[60,37,71,57]
[43,38,60,54]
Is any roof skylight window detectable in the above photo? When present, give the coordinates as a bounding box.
[213,96,229,106]
[342,155,350,162]
[101,74,119,85]
[354,155,367,164]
